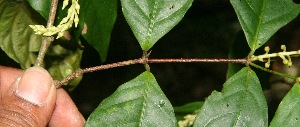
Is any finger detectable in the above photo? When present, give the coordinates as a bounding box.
[0,67,56,127]
[0,66,23,98]
[48,89,85,127]
[0,66,85,126]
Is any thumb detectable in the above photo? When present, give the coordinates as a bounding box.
[0,67,56,127]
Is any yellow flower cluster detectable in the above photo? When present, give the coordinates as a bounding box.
[29,0,80,39]
[178,114,197,127]
[251,45,300,68]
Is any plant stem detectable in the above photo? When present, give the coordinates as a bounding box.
[147,58,247,63]
[249,62,297,80]
[34,0,58,66]
[55,58,247,88]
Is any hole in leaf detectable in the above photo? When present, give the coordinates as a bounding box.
[226,104,229,107]
[293,0,300,4]
[169,4,175,10]
[296,118,299,120]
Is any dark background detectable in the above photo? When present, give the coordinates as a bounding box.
[1,0,300,120]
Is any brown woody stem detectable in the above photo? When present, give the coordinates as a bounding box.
[55,58,247,88]
[34,0,58,66]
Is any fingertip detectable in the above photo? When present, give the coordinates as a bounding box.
[15,67,54,106]
[49,89,85,127]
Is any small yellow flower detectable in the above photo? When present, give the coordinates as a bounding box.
[29,0,80,39]
[251,45,299,68]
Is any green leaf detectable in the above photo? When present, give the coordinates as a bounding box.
[121,0,193,51]
[174,102,204,114]
[174,101,203,121]
[270,83,300,127]
[25,0,51,20]
[226,31,248,79]
[85,71,177,127]
[230,0,300,52]
[193,67,268,127]
[26,0,115,62]
[81,0,117,62]
[0,0,44,69]
[45,44,83,91]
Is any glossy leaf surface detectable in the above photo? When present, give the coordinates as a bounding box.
[81,0,117,62]
[226,31,248,79]
[194,67,268,127]
[270,83,300,127]
[121,0,193,50]
[0,0,43,69]
[85,71,177,127]
[26,0,51,20]
[230,0,300,51]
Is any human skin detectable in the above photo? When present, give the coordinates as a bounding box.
[0,66,85,127]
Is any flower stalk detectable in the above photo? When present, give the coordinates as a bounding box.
[250,45,300,68]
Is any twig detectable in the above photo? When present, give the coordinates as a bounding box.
[55,58,247,88]
[147,58,247,63]
[34,0,58,66]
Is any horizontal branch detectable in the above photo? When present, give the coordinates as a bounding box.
[55,58,247,88]
[148,58,247,63]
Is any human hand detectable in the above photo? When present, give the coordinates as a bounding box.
[0,66,85,127]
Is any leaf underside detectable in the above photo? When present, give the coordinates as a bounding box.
[270,83,300,127]
[121,0,193,51]
[85,71,177,127]
[81,0,117,62]
[193,67,268,127]
[0,0,43,69]
[230,0,300,52]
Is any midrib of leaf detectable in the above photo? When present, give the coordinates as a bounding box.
[145,0,158,50]
[251,0,266,54]
[138,72,151,127]
[233,69,250,127]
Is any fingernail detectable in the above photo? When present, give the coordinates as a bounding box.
[15,67,53,106]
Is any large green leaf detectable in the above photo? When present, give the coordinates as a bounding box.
[81,0,117,62]
[25,0,51,20]
[226,31,248,79]
[193,67,268,127]
[121,0,193,51]
[0,0,43,69]
[270,83,300,127]
[230,0,300,52]
[85,71,177,127]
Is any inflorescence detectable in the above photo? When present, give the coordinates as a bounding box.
[251,45,300,68]
[29,0,80,39]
